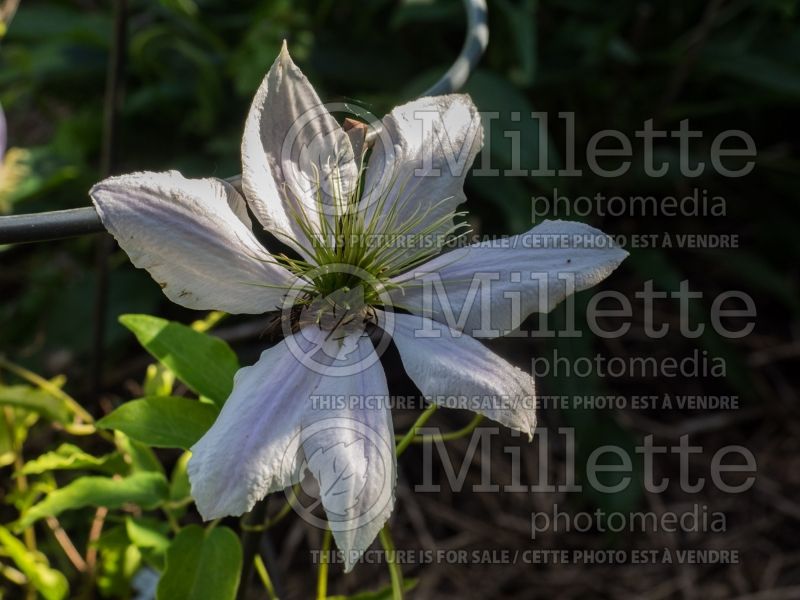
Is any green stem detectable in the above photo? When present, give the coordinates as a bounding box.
[378,526,403,600]
[0,357,95,425]
[162,508,181,534]
[240,483,299,533]
[254,554,279,600]
[395,404,437,456]
[316,529,332,600]
[191,311,227,333]
[237,499,270,600]
[412,413,484,444]
[263,497,294,530]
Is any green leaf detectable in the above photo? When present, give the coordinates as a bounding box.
[17,472,169,529]
[143,363,176,397]
[157,525,242,600]
[115,432,165,474]
[0,525,69,600]
[21,443,125,475]
[0,418,14,468]
[495,0,538,86]
[120,314,239,407]
[98,396,218,449]
[125,517,170,555]
[0,384,71,423]
[169,451,192,502]
[96,526,142,599]
[164,451,192,523]
[0,408,35,468]
[464,69,562,176]
[701,44,800,97]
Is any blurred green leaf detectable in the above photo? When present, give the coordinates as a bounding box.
[157,525,242,600]
[0,408,35,468]
[464,69,561,178]
[17,472,169,529]
[126,516,170,570]
[115,432,165,475]
[701,43,800,97]
[0,384,71,423]
[0,418,14,468]
[120,314,240,407]
[143,363,176,397]
[0,525,69,600]
[0,146,79,213]
[98,396,217,449]
[96,526,142,599]
[468,173,532,233]
[391,0,460,29]
[495,0,539,86]
[125,517,170,555]
[21,443,125,476]
[158,0,199,18]
[169,451,192,502]
[5,4,110,41]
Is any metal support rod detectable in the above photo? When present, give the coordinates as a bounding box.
[421,0,488,97]
[0,207,104,243]
[0,0,489,245]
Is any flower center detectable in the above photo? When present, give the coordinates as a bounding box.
[297,285,370,332]
[274,144,470,314]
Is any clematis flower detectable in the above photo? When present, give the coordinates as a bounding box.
[90,44,627,571]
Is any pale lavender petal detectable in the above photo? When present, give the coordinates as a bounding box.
[90,170,298,314]
[359,94,483,269]
[188,324,395,565]
[187,328,325,519]
[300,332,395,573]
[380,310,536,438]
[241,43,357,259]
[390,220,628,338]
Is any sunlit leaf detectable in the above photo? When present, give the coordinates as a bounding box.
[143,363,175,397]
[96,526,142,599]
[125,517,170,555]
[0,525,69,600]
[0,407,34,468]
[98,396,217,449]
[120,314,239,407]
[169,451,191,502]
[17,472,169,529]
[0,418,14,467]
[0,384,71,423]
[21,443,125,476]
[115,432,165,475]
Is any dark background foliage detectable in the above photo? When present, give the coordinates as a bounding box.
[1,0,799,598]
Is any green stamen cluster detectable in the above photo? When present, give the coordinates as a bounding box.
[274,152,471,310]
